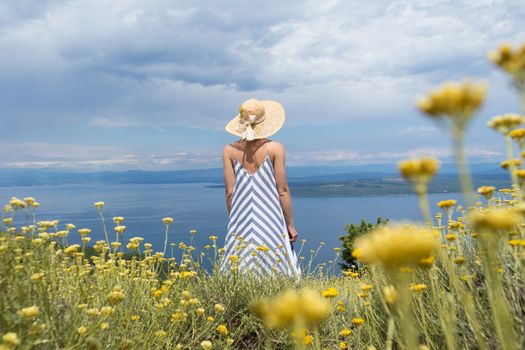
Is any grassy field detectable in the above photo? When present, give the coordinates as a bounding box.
[1,42,525,350]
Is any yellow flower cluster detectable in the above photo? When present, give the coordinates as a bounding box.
[487,114,524,135]
[352,224,439,268]
[488,43,525,76]
[416,80,487,121]
[250,288,329,329]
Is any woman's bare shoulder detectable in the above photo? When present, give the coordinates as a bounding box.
[268,140,285,153]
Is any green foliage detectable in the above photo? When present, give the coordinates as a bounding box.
[338,217,389,271]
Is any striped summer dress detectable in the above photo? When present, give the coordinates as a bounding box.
[219,141,302,279]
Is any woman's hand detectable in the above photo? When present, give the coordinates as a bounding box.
[287,223,298,243]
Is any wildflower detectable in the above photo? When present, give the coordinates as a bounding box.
[445,234,457,241]
[214,304,225,313]
[107,287,125,305]
[488,42,525,87]
[339,328,351,337]
[94,202,105,209]
[360,285,373,292]
[409,284,428,292]
[162,217,174,225]
[200,340,212,350]
[303,334,313,345]
[190,229,197,234]
[112,216,124,224]
[17,306,39,320]
[207,316,214,322]
[196,307,205,315]
[398,158,440,194]
[336,301,346,312]
[216,324,228,336]
[131,315,140,321]
[468,208,520,234]
[250,288,329,330]
[383,285,398,305]
[416,80,487,125]
[352,317,365,326]
[78,326,88,336]
[66,223,76,230]
[352,224,439,268]
[2,218,12,226]
[477,186,496,199]
[114,225,126,234]
[339,341,348,349]
[100,322,109,330]
[501,159,522,170]
[78,228,91,236]
[2,332,20,347]
[487,114,525,135]
[256,244,270,252]
[437,199,456,209]
[321,287,338,298]
[154,330,167,338]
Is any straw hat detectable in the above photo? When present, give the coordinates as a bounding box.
[225,98,285,141]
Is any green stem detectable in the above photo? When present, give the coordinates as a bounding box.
[416,186,432,226]
[452,126,475,210]
[163,225,170,257]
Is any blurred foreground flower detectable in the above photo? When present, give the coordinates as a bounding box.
[352,223,439,269]
[250,288,329,330]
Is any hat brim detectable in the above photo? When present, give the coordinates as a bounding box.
[225,100,285,139]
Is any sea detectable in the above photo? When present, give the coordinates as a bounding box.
[0,183,466,275]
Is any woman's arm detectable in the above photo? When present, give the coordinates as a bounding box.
[223,145,235,214]
[272,142,298,242]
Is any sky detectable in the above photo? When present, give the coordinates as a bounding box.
[0,0,524,171]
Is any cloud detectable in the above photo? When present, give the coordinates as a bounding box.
[0,0,522,169]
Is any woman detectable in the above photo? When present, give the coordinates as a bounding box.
[219,98,301,279]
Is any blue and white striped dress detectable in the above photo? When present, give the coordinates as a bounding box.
[219,141,301,279]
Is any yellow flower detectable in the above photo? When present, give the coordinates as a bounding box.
[383,285,398,305]
[209,235,218,241]
[214,304,225,313]
[321,287,338,298]
[114,225,126,234]
[488,42,525,76]
[352,317,365,326]
[200,340,212,349]
[256,244,270,252]
[468,208,520,234]
[94,201,105,209]
[78,228,92,236]
[339,341,348,349]
[437,199,456,209]
[112,216,124,224]
[445,234,456,241]
[107,288,125,305]
[487,113,525,135]
[453,256,465,265]
[100,322,109,330]
[501,159,522,170]
[409,284,428,292]
[18,306,39,319]
[2,332,20,346]
[360,284,373,292]
[398,158,440,182]
[352,224,439,268]
[131,315,140,321]
[303,334,313,345]
[154,330,167,338]
[336,301,346,312]
[207,316,215,322]
[216,324,228,336]
[78,326,88,336]
[162,217,174,225]
[416,80,487,123]
[339,328,351,337]
[250,288,329,330]
[477,186,496,199]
